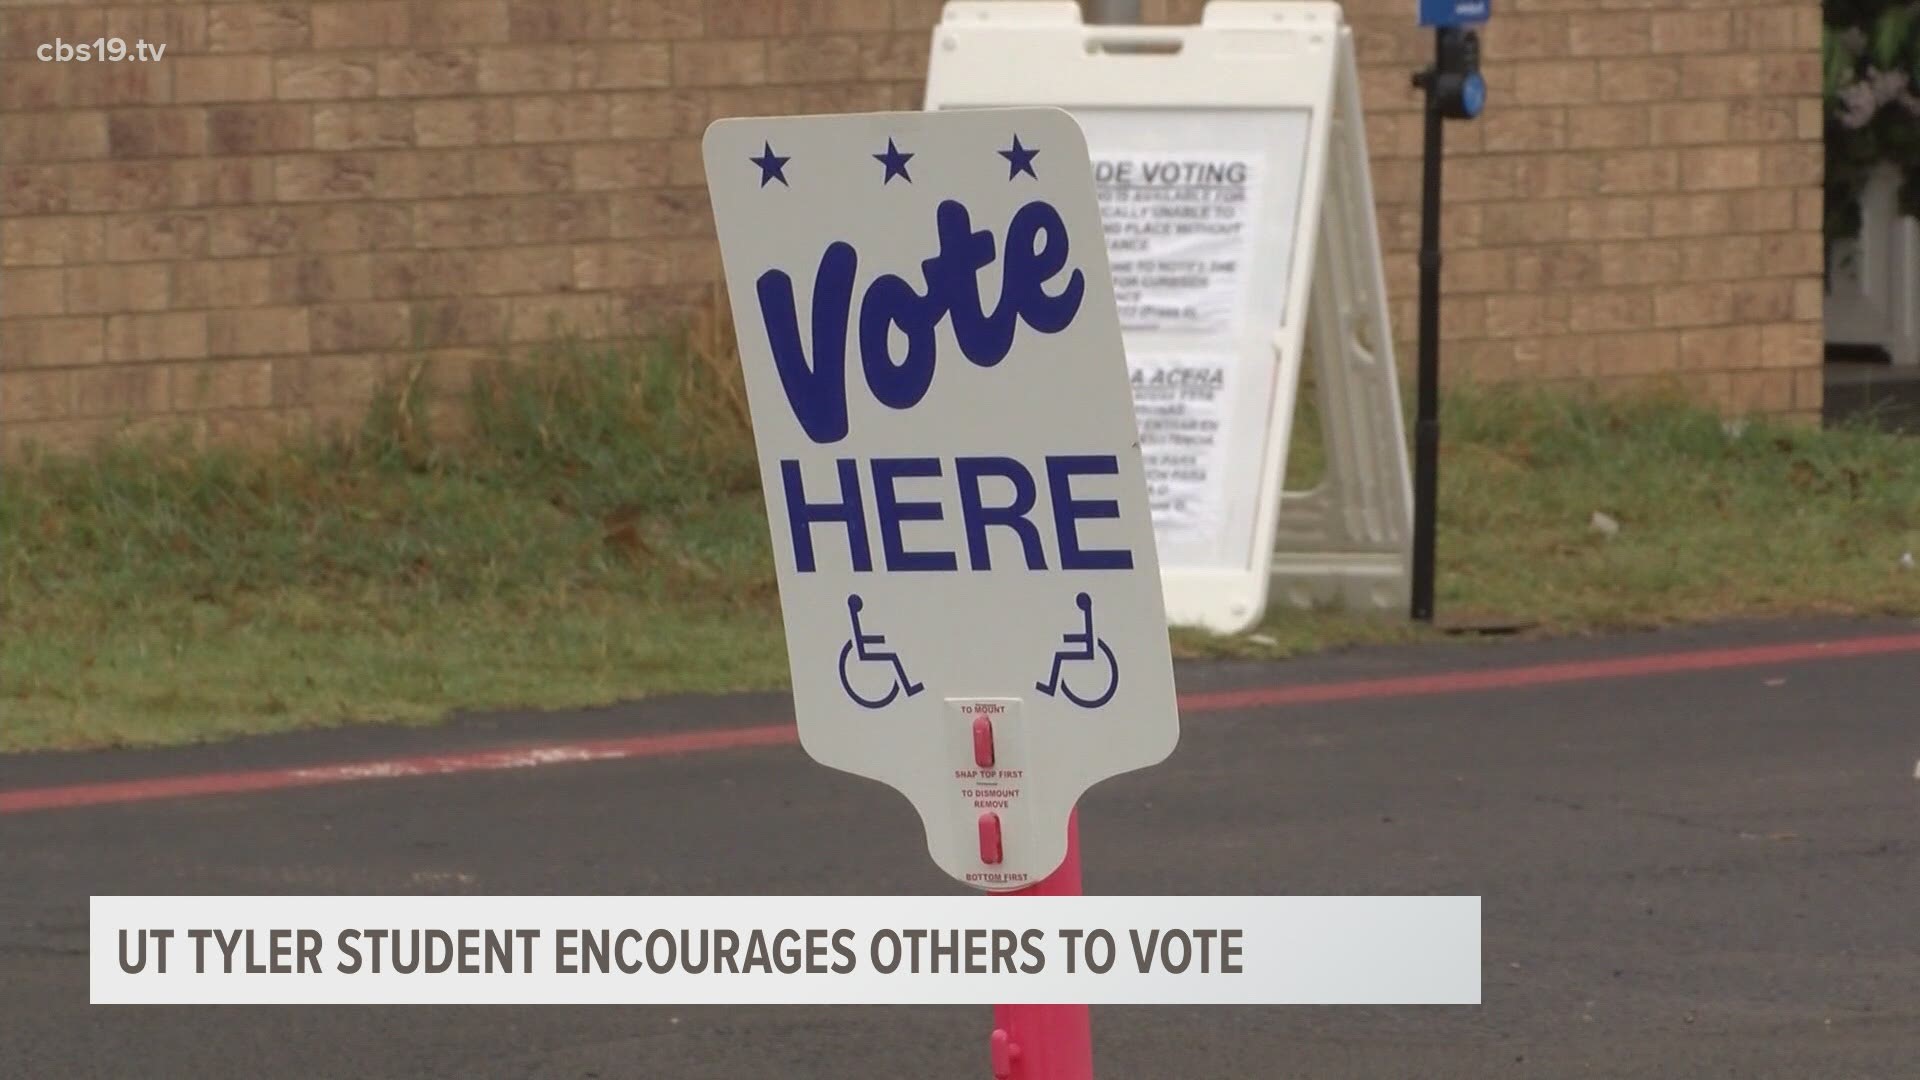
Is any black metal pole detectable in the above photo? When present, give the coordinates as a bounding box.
[1410,34,1446,623]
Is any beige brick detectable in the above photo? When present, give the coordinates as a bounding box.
[1678,326,1759,371]
[1760,143,1822,188]
[575,42,674,89]
[412,0,508,44]
[573,143,674,190]
[1730,280,1796,324]
[104,5,211,52]
[173,56,275,102]
[1569,289,1653,333]
[673,41,767,87]
[173,258,275,308]
[106,214,210,262]
[1598,150,1678,194]
[1681,56,1762,98]
[1680,146,1762,191]
[1728,189,1797,233]
[1597,59,1681,104]
[1484,294,1570,339]
[1736,7,1819,51]
[476,45,574,92]
[858,32,931,81]
[1793,188,1825,232]
[2,113,110,162]
[1759,233,1822,277]
[1650,102,1728,145]
[171,360,276,411]
[207,104,311,154]
[769,35,860,84]
[508,0,607,41]
[106,312,207,362]
[1478,109,1567,153]
[1568,105,1648,150]
[409,299,509,346]
[313,103,416,150]
[1681,236,1765,281]
[1,63,68,111]
[309,205,415,251]
[467,245,572,294]
[68,163,176,213]
[274,55,380,100]
[1480,202,1570,245]
[379,50,481,96]
[509,195,611,244]
[664,136,706,186]
[1790,278,1823,322]
[1650,11,1730,54]
[508,294,609,341]
[413,199,512,247]
[207,307,310,357]
[272,254,375,303]
[1653,283,1734,328]
[369,252,473,298]
[208,4,311,52]
[275,154,380,201]
[3,218,105,267]
[608,91,707,138]
[1727,100,1796,143]
[1759,53,1821,96]
[1567,13,1648,56]
[72,68,173,112]
[0,370,71,422]
[705,0,781,36]
[609,0,705,39]
[106,109,208,159]
[781,0,891,32]
[2,268,66,317]
[173,159,275,207]
[0,317,104,368]
[414,100,517,148]
[1649,194,1732,238]
[1567,198,1651,241]
[1791,366,1823,411]
[3,165,72,215]
[274,353,391,407]
[512,95,610,142]
[375,150,474,199]
[609,188,712,238]
[65,265,170,314]
[1510,246,1600,290]
[1,8,107,59]
[1589,331,1679,377]
[311,302,411,350]
[472,147,573,194]
[312,2,413,48]
[1597,240,1685,286]
[1725,370,1794,413]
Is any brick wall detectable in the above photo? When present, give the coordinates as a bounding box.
[0,0,1826,456]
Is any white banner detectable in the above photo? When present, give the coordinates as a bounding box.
[91,895,1479,1006]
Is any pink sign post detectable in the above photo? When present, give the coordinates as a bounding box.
[990,810,1094,1080]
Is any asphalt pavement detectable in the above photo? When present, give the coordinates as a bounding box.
[3,617,1917,1079]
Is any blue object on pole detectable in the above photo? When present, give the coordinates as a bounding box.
[1419,0,1490,28]
[1459,71,1487,118]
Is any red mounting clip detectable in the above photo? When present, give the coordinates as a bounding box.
[990,1027,1020,1079]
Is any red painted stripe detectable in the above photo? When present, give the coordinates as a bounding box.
[3,632,1916,815]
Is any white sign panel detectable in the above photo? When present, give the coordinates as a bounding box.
[704,107,1180,891]
[926,2,1415,632]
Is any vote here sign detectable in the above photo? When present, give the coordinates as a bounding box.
[703,108,1180,890]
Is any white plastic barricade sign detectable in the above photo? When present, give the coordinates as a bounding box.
[926,1,1415,634]
[703,107,1180,891]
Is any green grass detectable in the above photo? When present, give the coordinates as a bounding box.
[4,339,1919,752]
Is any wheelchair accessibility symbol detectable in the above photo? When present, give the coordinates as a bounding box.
[1034,592,1118,709]
[838,594,925,710]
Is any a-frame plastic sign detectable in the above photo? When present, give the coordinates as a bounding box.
[926,2,1415,635]
[703,107,1180,891]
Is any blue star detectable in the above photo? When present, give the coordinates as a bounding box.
[999,135,1039,180]
[873,137,913,184]
[749,141,790,188]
